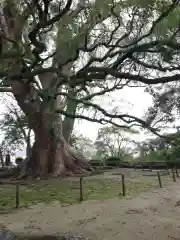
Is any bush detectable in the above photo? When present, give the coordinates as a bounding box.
[105,156,121,166]
[15,157,24,165]
[89,159,102,167]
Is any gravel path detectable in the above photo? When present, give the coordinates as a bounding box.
[1,181,180,239]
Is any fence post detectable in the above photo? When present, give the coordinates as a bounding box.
[122,174,125,196]
[175,166,179,178]
[172,168,176,182]
[157,172,162,188]
[79,177,83,202]
[166,164,169,175]
[149,164,152,172]
[15,183,20,208]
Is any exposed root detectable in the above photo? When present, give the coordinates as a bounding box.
[19,143,94,178]
[52,163,66,177]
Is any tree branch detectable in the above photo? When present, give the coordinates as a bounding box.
[0,87,12,92]
[76,67,180,85]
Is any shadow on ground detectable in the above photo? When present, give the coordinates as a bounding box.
[0,231,88,240]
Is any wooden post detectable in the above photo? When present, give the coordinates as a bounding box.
[122,174,125,196]
[157,172,162,188]
[166,164,169,175]
[149,164,152,172]
[79,177,83,202]
[172,168,176,182]
[15,183,20,208]
[175,166,179,178]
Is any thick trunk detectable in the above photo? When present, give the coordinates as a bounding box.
[23,136,93,177]
[20,115,93,177]
[9,81,92,178]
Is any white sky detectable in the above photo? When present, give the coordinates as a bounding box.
[75,86,153,141]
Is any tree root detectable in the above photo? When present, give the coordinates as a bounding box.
[18,144,94,178]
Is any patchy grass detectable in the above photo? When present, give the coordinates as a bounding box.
[0,172,175,212]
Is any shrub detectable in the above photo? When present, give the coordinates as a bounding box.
[89,159,102,167]
[15,157,24,165]
[105,156,121,166]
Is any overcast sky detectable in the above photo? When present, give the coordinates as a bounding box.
[75,86,153,141]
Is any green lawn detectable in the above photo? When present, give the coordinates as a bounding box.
[0,173,175,212]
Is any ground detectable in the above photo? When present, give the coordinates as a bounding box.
[0,169,180,239]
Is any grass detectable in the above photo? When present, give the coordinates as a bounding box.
[0,171,175,212]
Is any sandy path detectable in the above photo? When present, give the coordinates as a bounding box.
[1,182,180,239]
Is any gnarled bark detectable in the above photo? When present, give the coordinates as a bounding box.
[9,76,92,178]
[26,129,32,157]
[19,110,92,177]
[22,133,93,177]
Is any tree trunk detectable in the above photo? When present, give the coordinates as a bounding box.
[5,154,11,166]
[20,112,92,177]
[8,82,92,178]
[0,150,4,168]
[26,129,31,157]
[62,88,77,143]
[27,130,92,177]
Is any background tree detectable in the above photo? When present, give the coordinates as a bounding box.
[135,130,180,163]
[0,0,180,177]
[95,125,137,160]
[0,98,32,157]
[70,131,96,159]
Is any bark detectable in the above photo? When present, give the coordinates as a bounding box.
[5,154,11,166]
[0,150,4,168]
[26,129,31,157]
[8,77,92,178]
[17,109,93,178]
[62,88,77,143]
[22,125,92,177]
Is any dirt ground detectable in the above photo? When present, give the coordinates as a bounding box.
[1,177,180,239]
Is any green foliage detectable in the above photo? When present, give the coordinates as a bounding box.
[105,156,121,166]
[95,126,137,159]
[15,157,24,165]
[153,6,180,40]
[137,130,180,163]
[0,102,30,154]
[70,131,96,158]
[89,159,103,167]
[106,156,121,161]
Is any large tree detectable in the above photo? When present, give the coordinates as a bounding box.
[0,0,180,177]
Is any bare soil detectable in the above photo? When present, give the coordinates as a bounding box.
[1,182,180,239]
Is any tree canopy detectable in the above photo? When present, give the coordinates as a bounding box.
[0,0,180,130]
